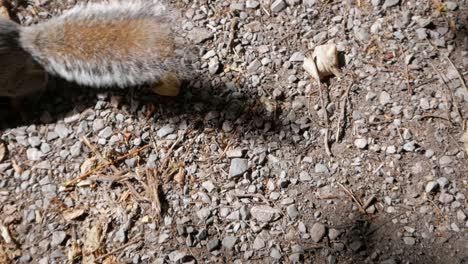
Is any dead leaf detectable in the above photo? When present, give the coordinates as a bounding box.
[103,256,119,264]
[0,245,11,264]
[151,72,181,96]
[303,43,341,82]
[11,159,22,175]
[0,140,6,162]
[62,208,86,221]
[174,166,185,188]
[67,241,82,262]
[83,223,102,255]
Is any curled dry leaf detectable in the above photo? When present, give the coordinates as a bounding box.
[151,72,181,96]
[62,208,86,221]
[303,43,341,82]
[103,256,119,264]
[174,166,186,189]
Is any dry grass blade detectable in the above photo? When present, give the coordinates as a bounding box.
[0,140,6,162]
[63,145,150,187]
[95,236,143,262]
[338,183,366,214]
[335,82,353,142]
[146,169,162,216]
[81,136,119,174]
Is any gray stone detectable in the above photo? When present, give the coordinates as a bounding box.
[314,163,329,173]
[54,124,70,139]
[168,251,186,262]
[271,0,286,13]
[437,177,449,189]
[403,237,415,245]
[438,193,454,204]
[328,229,341,240]
[355,27,370,42]
[202,181,216,192]
[287,205,299,220]
[98,127,113,139]
[354,138,368,149]
[226,148,244,158]
[383,0,399,9]
[27,148,43,161]
[445,1,458,11]
[425,181,439,193]
[371,0,382,6]
[93,119,105,132]
[196,208,211,221]
[157,125,175,138]
[208,58,220,74]
[403,141,416,152]
[416,28,427,39]
[246,0,260,9]
[207,239,221,252]
[251,205,281,223]
[70,142,82,157]
[349,240,364,252]
[222,236,237,250]
[379,91,391,105]
[51,231,67,247]
[439,156,452,166]
[310,223,326,243]
[247,59,262,73]
[299,171,312,181]
[456,210,466,221]
[270,248,282,259]
[253,236,265,249]
[290,52,304,62]
[28,137,41,147]
[229,158,249,178]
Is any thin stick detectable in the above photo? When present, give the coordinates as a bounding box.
[338,183,365,214]
[63,145,150,187]
[81,136,120,174]
[365,211,407,236]
[444,55,468,94]
[95,236,142,261]
[335,82,353,142]
[319,83,332,157]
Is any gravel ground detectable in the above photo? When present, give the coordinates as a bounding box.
[1,0,467,263]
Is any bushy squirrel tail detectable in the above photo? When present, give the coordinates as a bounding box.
[17,0,195,88]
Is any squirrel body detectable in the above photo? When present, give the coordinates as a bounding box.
[0,0,191,97]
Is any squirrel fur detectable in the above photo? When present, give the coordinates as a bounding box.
[0,0,193,97]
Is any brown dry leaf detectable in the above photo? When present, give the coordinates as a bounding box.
[83,223,102,256]
[303,43,341,82]
[62,208,86,221]
[0,140,6,162]
[103,256,119,264]
[11,159,22,175]
[174,166,185,188]
[461,121,468,154]
[67,241,82,262]
[151,72,181,96]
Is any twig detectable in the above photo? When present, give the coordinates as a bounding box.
[335,82,353,142]
[81,136,120,174]
[338,183,365,214]
[420,114,451,122]
[319,83,332,157]
[362,195,376,210]
[95,236,143,262]
[63,145,150,187]
[227,17,239,53]
[444,55,468,94]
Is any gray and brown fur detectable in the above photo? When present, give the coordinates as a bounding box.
[0,0,192,96]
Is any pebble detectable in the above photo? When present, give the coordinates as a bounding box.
[251,205,281,223]
[27,148,43,161]
[202,181,216,193]
[253,236,266,249]
[51,231,67,247]
[287,204,299,220]
[382,0,399,9]
[196,208,211,221]
[271,0,286,13]
[379,91,391,105]
[436,177,449,189]
[157,125,174,138]
[299,171,312,181]
[54,124,70,139]
[354,138,368,149]
[270,248,282,259]
[403,237,415,245]
[445,1,458,11]
[290,52,304,62]
[229,158,249,178]
[206,239,221,252]
[439,156,452,166]
[328,229,341,240]
[246,0,260,9]
[310,223,326,243]
[222,236,237,250]
[403,141,416,152]
[425,181,439,193]
[438,193,454,204]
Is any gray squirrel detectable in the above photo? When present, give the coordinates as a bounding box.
[0,0,193,97]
